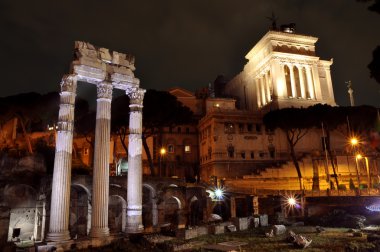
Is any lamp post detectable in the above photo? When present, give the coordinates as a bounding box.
[356,154,370,190]
[350,137,361,190]
[355,154,361,191]
[159,147,166,177]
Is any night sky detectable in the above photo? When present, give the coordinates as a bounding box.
[1,0,379,107]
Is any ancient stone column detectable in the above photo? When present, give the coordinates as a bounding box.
[46,74,77,242]
[126,87,145,233]
[90,82,113,238]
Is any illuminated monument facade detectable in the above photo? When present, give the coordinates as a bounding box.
[225,29,336,112]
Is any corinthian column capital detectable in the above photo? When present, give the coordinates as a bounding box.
[126,87,145,107]
[96,82,113,100]
[60,74,77,93]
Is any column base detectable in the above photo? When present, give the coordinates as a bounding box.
[46,230,71,242]
[126,213,144,233]
[90,227,110,238]
[125,224,144,234]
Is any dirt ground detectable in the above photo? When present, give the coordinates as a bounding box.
[65,226,378,251]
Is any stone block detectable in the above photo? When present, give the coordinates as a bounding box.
[273,225,287,235]
[226,225,237,232]
[259,214,268,227]
[209,225,225,235]
[253,217,260,228]
[197,226,208,236]
[184,228,198,240]
[232,217,249,231]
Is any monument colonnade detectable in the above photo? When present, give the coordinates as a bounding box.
[46,41,145,242]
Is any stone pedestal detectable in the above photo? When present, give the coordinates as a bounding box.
[259,214,268,227]
[232,217,249,231]
[46,75,77,242]
[125,87,145,233]
[90,82,113,238]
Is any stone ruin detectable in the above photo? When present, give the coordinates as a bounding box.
[48,41,145,243]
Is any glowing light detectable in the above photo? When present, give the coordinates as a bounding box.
[366,203,380,212]
[356,154,363,160]
[160,148,166,155]
[215,188,223,199]
[207,187,225,201]
[288,197,296,206]
[350,137,358,146]
[282,194,300,211]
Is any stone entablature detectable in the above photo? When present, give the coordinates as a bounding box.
[72,41,139,88]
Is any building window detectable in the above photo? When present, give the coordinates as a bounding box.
[227,144,234,158]
[256,124,262,133]
[250,151,254,159]
[247,124,253,132]
[241,151,246,159]
[259,152,265,158]
[186,127,190,134]
[185,145,191,153]
[168,144,175,153]
[224,123,234,133]
[238,123,244,133]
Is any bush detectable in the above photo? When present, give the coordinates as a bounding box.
[338,184,347,190]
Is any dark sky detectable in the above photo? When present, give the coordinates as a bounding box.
[1,0,379,107]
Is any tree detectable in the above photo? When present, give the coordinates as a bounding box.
[306,104,345,189]
[368,46,380,84]
[0,92,60,154]
[357,0,380,83]
[264,107,312,191]
[265,104,378,191]
[111,89,193,176]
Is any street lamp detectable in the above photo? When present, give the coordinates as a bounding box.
[350,137,358,146]
[356,154,370,190]
[354,153,362,190]
[159,147,166,177]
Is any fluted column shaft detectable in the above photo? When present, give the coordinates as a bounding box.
[289,65,296,97]
[256,79,262,108]
[126,87,145,233]
[299,66,306,98]
[90,82,113,238]
[265,72,271,102]
[306,66,315,99]
[260,77,266,105]
[47,74,77,242]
